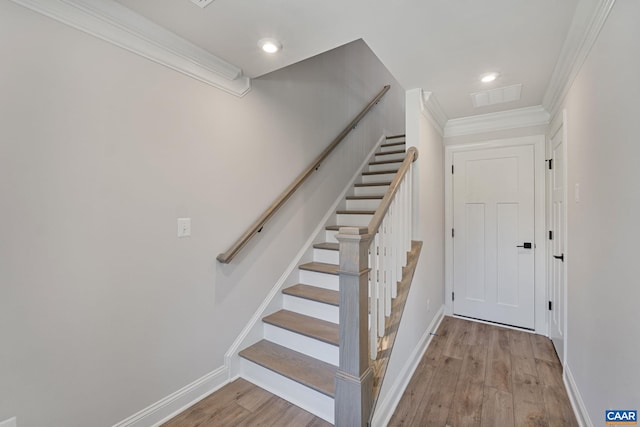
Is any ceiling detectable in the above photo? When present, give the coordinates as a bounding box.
[117,0,584,120]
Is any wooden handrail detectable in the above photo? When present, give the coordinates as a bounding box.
[366,146,418,235]
[217,85,391,264]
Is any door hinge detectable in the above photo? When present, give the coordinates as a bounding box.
[548,301,553,311]
[452,165,454,174]
[452,228,455,238]
[547,158,553,170]
[549,230,553,240]
[452,292,455,301]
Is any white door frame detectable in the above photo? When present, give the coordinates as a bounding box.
[445,135,547,334]
[547,110,569,364]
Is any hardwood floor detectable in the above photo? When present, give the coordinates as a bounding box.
[163,316,576,427]
[389,316,578,427]
[161,378,331,427]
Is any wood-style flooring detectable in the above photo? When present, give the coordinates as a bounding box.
[389,316,578,427]
[161,377,330,427]
[162,316,577,427]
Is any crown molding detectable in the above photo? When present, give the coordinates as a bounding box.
[542,0,615,117]
[444,106,550,138]
[419,90,447,136]
[10,0,251,97]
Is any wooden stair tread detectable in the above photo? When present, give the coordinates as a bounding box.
[299,261,339,275]
[375,149,406,156]
[385,134,406,139]
[335,210,375,215]
[283,284,340,306]
[345,195,383,200]
[369,159,403,166]
[354,181,391,187]
[362,169,399,175]
[313,242,339,251]
[239,340,336,397]
[263,310,339,346]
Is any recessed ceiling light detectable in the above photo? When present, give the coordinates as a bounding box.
[481,73,499,83]
[258,38,282,54]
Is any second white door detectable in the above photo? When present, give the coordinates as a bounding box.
[453,145,535,329]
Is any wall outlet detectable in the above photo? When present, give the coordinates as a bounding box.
[177,218,191,237]
[0,417,17,427]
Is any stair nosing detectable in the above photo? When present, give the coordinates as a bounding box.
[354,181,391,187]
[345,195,384,200]
[335,210,375,215]
[385,134,406,139]
[263,309,339,346]
[283,284,340,306]
[381,141,406,148]
[362,169,399,176]
[313,242,339,251]
[369,159,404,166]
[299,261,339,275]
[375,149,406,156]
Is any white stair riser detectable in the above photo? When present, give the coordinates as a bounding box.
[283,294,339,324]
[299,270,338,290]
[362,172,397,183]
[368,162,402,173]
[354,186,389,197]
[336,213,373,226]
[263,324,339,366]
[375,151,405,161]
[240,359,334,423]
[379,143,405,153]
[325,230,339,244]
[313,248,339,264]
[346,198,381,211]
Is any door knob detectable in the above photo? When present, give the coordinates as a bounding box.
[553,253,564,262]
[517,242,532,249]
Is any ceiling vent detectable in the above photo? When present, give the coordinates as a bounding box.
[190,0,215,8]
[470,84,522,108]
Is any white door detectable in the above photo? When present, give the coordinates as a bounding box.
[549,126,566,363]
[453,145,535,329]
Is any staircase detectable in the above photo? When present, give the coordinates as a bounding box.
[238,135,407,424]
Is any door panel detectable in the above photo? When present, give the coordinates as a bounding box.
[453,145,535,329]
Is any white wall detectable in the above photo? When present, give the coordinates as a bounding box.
[558,1,640,423]
[372,89,445,425]
[0,3,405,426]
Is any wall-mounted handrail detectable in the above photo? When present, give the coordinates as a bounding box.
[217,85,391,264]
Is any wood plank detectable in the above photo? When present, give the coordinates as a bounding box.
[282,284,339,306]
[442,317,472,359]
[486,328,513,393]
[511,354,548,427]
[239,340,337,397]
[335,209,375,215]
[345,195,384,200]
[413,356,464,425]
[369,159,403,166]
[530,333,559,363]
[263,310,338,346]
[353,181,392,187]
[542,384,579,427]
[234,396,296,427]
[375,149,406,156]
[298,261,338,275]
[481,386,515,427]
[312,242,339,251]
[385,134,406,140]
[447,344,488,427]
[362,169,399,175]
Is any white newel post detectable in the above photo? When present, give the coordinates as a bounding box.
[335,226,373,427]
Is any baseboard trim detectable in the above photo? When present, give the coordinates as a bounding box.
[370,305,445,427]
[112,366,228,427]
[564,365,593,427]
[224,134,388,377]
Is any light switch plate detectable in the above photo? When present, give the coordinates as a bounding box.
[177,218,191,237]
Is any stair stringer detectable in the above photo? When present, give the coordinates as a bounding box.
[224,133,387,378]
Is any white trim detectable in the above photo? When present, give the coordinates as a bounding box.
[444,106,550,138]
[370,306,445,427]
[420,90,447,137]
[564,365,593,427]
[543,0,615,117]
[444,135,547,334]
[224,134,388,376]
[112,366,229,427]
[9,0,251,97]
[0,418,17,427]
